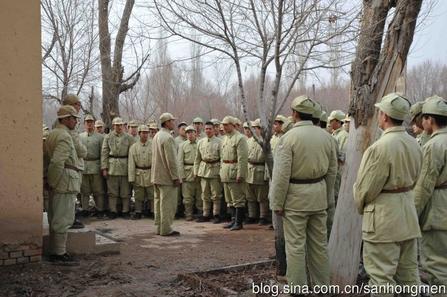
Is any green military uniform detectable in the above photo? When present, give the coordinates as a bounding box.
[195,134,222,218]
[270,96,337,288]
[329,110,348,205]
[354,93,422,293]
[246,121,269,221]
[175,135,187,150]
[417,131,430,147]
[128,126,154,216]
[178,131,202,220]
[414,98,447,287]
[46,106,82,256]
[101,117,135,214]
[151,113,180,235]
[79,124,105,212]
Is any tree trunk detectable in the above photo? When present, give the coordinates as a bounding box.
[329,0,423,286]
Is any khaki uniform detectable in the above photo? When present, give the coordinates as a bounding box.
[178,140,202,218]
[332,127,348,204]
[195,136,222,217]
[174,135,186,151]
[354,127,422,291]
[220,130,248,208]
[246,137,269,219]
[151,128,180,235]
[270,121,337,287]
[417,131,430,147]
[129,139,154,214]
[415,128,447,286]
[46,124,82,255]
[101,131,135,213]
[270,133,283,155]
[79,131,104,211]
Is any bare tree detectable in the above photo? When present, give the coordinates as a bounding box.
[406,60,447,103]
[98,0,149,127]
[329,0,423,286]
[153,0,359,275]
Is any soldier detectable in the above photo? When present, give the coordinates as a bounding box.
[101,117,135,219]
[270,115,286,155]
[410,101,430,146]
[320,111,328,130]
[46,105,82,265]
[128,120,139,142]
[195,121,222,223]
[219,124,225,136]
[343,115,351,133]
[246,119,269,225]
[270,95,337,288]
[193,117,206,139]
[95,120,105,134]
[79,114,105,218]
[220,116,248,231]
[354,93,422,292]
[243,122,252,138]
[175,122,188,149]
[151,113,181,236]
[210,119,221,138]
[178,126,202,221]
[414,97,447,288]
[328,110,348,205]
[148,122,158,138]
[128,125,154,220]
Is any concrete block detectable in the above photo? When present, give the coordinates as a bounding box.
[16,257,29,264]
[29,255,41,263]
[24,249,41,257]
[9,251,23,258]
[3,259,17,265]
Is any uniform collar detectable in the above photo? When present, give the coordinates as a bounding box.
[332,127,343,135]
[383,126,406,135]
[431,127,447,138]
[207,135,215,141]
[293,120,312,128]
[55,123,70,131]
[140,140,148,146]
[160,127,171,133]
[188,139,197,144]
[113,131,123,136]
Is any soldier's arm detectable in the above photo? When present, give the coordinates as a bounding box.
[164,137,180,181]
[71,130,87,159]
[414,145,438,215]
[353,146,388,214]
[269,139,292,211]
[47,134,72,189]
[236,136,248,180]
[100,134,110,170]
[177,142,185,179]
[193,141,202,176]
[325,138,338,217]
[128,145,136,183]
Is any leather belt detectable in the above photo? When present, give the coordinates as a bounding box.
[109,155,128,159]
[381,186,413,193]
[223,160,237,164]
[136,166,151,170]
[203,159,220,164]
[435,182,447,190]
[183,163,194,166]
[249,161,265,166]
[84,158,99,161]
[64,164,82,172]
[290,176,325,184]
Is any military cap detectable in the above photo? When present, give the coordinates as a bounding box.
[185,125,196,133]
[243,122,250,128]
[422,96,447,117]
[424,95,444,103]
[291,95,315,114]
[343,115,352,122]
[94,120,104,127]
[233,117,242,126]
[138,125,150,133]
[159,112,176,124]
[192,117,203,124]
[211,118,221,125]
[274,115,286,123]
[251,118,262,128]
[222,116,235,125]
[312,101,323,119]
[62,94,80,106]
[328,110,346,122]
[320,111,328,123]
[148,123,158,130]
[112,117,124,125]
[57,105,80,119]
[43,129,49,140]
[42,124,49,131]
[84,114,95,122]
[178,121,188,128]
[410,102,424,122]
[374,92,411,120]
[128,120,138,127]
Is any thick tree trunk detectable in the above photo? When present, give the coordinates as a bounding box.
[329,0,423,286]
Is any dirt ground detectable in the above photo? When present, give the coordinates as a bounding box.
[0,217,275,297]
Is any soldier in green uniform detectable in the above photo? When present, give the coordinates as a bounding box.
[128,125,153,220]
[220,116,248,231]
[151,113,181,236]
[414,97,447,288]
[128,120,139,142]
[354,93,422,293]
[270,96,337,288]
[95,120,105,134]
[246,119,269,225]
[210,119,221,138]
[101,117,135,219]
[320,111,328,130]
[79,114,105,218]
[177,126,202,221]
[195,121,223,223]
[410,101,430,147]
[193,117,206,139]
[270,115,286,155]
[343,115,351,133]
[148,122,158,139]
[175,122,187,149]
[46,105,82,265]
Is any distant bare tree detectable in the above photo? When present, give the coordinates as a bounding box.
[406,60,447,102]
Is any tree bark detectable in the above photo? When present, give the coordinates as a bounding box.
[329,0,423,286]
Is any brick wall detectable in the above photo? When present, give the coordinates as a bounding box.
[0,244,42,266]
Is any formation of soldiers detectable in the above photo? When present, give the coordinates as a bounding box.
[43,92,447,295]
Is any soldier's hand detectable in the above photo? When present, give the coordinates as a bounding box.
[173,179,181,187]
[236,176,244,183]
[274,209,284,216]
[102,169,108,177]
